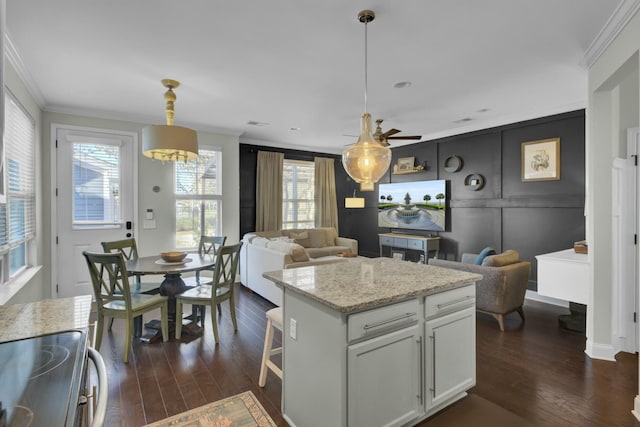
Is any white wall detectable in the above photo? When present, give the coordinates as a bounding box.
[588,10,640,358]
[40,110,240,253]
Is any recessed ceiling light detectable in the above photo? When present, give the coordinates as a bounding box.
[247,120,269,126]
[290,127,301,131]
[393,81,412,89]
[453,117,473,124]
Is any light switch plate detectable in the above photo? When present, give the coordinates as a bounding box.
[143,219,157,229]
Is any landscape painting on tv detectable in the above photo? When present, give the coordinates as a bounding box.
[378,180,446,231]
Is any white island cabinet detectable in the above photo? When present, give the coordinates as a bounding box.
[263,257,480,427]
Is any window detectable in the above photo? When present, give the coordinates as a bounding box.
[283,159,314,229]
[174,148,222,249]
[72,141,121,227]
[1,91,36,280]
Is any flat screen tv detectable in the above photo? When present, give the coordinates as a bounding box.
[378,180,446,231]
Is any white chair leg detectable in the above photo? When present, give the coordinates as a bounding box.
[259,318,275,387]
[258,307,283,387]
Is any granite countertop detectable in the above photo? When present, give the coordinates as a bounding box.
[0,295,93,343]
[263,257,482,314]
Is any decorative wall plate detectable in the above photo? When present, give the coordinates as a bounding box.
[464,173,485,191]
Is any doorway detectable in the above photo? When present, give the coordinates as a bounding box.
[52,125,138,298]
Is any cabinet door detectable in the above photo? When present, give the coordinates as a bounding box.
[348,324,423,427]
[425,306,476,411]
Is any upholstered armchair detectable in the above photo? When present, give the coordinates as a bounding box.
[429,250,531,331]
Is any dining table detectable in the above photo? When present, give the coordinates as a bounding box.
[126,253,216,341]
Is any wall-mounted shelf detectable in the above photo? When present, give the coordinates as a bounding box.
[444,155,463,173]
[392,167,424,175]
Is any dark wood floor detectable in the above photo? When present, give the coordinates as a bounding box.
[94,284,639,427]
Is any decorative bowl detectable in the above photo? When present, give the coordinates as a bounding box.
[160,251,188,263]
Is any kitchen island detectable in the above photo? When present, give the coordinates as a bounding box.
[264,257,482,427]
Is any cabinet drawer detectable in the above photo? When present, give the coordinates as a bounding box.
[348,299,419,343]
[407,239,425,250]
[393,237,408,248]
[380,236,394,246]
[425,285,475,319]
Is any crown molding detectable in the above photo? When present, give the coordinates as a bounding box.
[4,31,45,107]
[581,0,640,69]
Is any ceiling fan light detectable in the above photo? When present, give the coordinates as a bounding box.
[342,113,391,192]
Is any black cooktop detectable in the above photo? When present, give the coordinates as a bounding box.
[0,330,88,427]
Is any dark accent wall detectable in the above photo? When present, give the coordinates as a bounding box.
[238,110,585,291]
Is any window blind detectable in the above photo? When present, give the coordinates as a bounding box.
[1,91,35,253]
[283,159,314,229]
[174,148,222,248]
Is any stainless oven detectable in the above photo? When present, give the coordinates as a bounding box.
[0,330,107,427]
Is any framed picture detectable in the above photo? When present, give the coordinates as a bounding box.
[521,138,560,181]
[396,157,415,172]
[391,250,405,260]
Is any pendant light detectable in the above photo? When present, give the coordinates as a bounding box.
[142,79,198,162]
[342,10,391,192]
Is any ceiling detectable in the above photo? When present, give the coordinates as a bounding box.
[5,1,622,154]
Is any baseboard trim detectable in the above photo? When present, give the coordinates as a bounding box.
[632,396,640,421]
[585,340,617,361]
[524,290,569,308]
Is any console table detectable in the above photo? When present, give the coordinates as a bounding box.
[379,233,440,260]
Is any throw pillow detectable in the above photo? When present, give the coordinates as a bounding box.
[307,229,328,248]
[288,231,311,247]
[474,246,496,265]
[266,241,310,262]
[482,250,519,267]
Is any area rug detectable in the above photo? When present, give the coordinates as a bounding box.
[422,394,533,427]
[144,391,276,427]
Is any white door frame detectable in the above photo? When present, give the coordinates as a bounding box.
[50,123,139,298]
[616,127,640,354]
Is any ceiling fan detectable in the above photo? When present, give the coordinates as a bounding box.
[373,119,422,147]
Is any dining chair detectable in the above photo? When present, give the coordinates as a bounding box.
[83,251,169,363]
[175,242,242,343]
[182,235,227,288]
[182,235,227,324]
[101,238,162,336]
[101,238,161,294]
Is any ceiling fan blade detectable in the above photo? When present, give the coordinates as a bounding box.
[381,128,401,138]
[387,135,422,140]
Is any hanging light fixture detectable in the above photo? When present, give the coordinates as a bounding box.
[142,79,198,162]
[342,10,391,192]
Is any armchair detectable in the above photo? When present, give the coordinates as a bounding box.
[429,250,531,331]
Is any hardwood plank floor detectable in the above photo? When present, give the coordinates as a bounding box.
[94,284,638,427]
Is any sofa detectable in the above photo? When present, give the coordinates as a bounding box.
[428,249,531,331]
[240,227,358,305]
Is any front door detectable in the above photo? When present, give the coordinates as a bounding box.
[54,126,137,298]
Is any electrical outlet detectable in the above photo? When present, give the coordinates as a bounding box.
[289,318,297,340]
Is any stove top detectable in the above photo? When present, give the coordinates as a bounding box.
[0,330,88,427]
